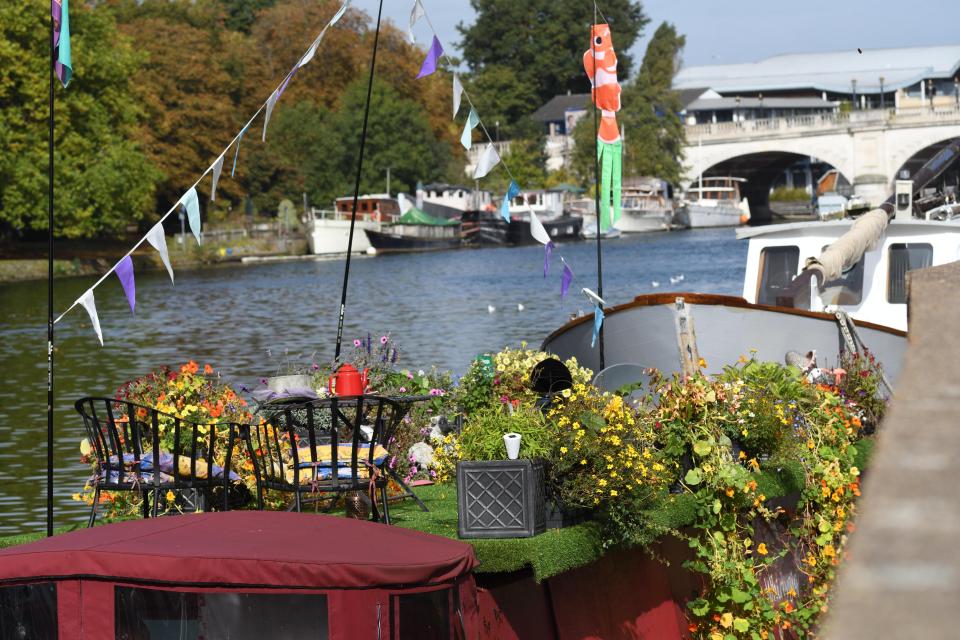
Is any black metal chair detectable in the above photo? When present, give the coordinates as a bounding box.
[75,397,253,526]
[248,395,407,523]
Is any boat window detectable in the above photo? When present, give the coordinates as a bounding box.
[887,243,933,303]
[757,246,800,305]
[0,582,58,640]
[393,589,452,640]
[819,250,865,306]
[114,587,328,640]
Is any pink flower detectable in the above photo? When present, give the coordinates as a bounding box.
[353,339,362,347]
[399,387,407,393]
[380,335,389,345]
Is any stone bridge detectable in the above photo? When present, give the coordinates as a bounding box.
[683,106,960,220]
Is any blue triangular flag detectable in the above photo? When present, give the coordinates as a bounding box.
[591,304,604,348]
[501,181,520,222]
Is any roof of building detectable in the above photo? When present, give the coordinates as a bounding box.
[686,96,837,111]
[674,44,960,95]
[530,93,591,122]
[676,87,713,108]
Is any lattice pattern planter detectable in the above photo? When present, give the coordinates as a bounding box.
[457,459,546,539]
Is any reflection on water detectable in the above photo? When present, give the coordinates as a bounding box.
[0,229,745,534]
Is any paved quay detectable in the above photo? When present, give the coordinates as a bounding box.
[828,260,960,639]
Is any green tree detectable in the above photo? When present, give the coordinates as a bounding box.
[0,2,159,239]
[331,80,451,197]
[464,65,540,139]
[217,0,276,33]
[620,22,687,185]
[458,0,648,110]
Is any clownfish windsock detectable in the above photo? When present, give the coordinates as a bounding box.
[583,24,621,144]
[583,24,623,231]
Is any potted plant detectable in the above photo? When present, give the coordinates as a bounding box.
[263,348,319,396]
[455,406,550,539]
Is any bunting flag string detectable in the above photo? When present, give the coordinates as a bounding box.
[591,305,605,348]
[115,256,136,314]
[412,0,611,350]
[460,108,479,150]
[145,223,174,284]
[452,74,463,118]
[54,1,352,343]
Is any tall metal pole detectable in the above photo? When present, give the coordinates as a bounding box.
[47,4,56,538]
[333,0,384,362]
[591,4,605,370]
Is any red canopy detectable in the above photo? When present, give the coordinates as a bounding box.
[0,511,477,589]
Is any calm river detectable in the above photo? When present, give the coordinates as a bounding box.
[0,228,746,534]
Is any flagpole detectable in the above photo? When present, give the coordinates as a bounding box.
[591,4,606,371]
[333,0,384,362]
[47,2,57,538]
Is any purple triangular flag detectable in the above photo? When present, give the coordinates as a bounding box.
[544,241,554,278]
[560,262,573,300]
[115,255,136,314]
[416,36,444,79]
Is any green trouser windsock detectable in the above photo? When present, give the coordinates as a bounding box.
[597,140,622,231]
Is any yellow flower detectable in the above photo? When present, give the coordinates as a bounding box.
[165,490,176,502]
[738,451,747,460]
[822,544,836,558]
[710,633,724,640]
[610,490,618,497]
[580,459,587,465]
[757,543,768,555]
[598,479,607,487]
[698,357,707,369]
[725,487,735,497]
[560,447,568,455]
[720,612,733,628]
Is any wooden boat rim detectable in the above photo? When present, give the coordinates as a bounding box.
[542,292,907,346]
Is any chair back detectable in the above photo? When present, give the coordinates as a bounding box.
[75,397,249,505]
[249,395,403,494]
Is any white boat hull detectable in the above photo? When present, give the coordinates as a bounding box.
[306,219,376,255]
[684,203,745,228]
[542,293,907,388]
[618,208,670,233]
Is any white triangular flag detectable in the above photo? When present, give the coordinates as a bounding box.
[210,154,224,201]
[78,289,103,346]
[263,90,278,142]
[473,144,500,179]
[529,210,551,245]
[145,223,174,284]
[408,0,425,43]
[453,74,463,118]
[300,36,322,68]
[329,0,350,27]
[179,187,202,245]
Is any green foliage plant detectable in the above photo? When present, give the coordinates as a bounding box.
[456,405,551,462]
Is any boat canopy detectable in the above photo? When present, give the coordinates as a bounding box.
[398,207,460,226]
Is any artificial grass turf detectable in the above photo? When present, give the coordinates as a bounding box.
[0,438,876,582]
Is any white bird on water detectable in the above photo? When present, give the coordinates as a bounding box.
[517,303,525,312]
[670,274,685,285]
[651,281,660,288]
[487,304,496,314]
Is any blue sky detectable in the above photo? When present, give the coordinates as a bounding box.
[349,0,960,68]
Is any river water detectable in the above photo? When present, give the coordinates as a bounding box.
[0,228,746,534]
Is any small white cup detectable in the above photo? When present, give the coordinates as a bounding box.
[503,432,522,460]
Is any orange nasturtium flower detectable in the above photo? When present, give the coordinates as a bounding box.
[756,543,768,555]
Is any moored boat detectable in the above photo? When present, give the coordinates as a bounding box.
[506,188,583,245]
[365,206,462,254]
[677,177,751,228]
[304,194,399,255]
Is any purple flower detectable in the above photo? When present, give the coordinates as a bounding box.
[380,335,389,345]
[389,455,397,469]
[311,363,320,371]
[259,378,268,386]
[366,332,372,354]
[353,339,362,347]
[391,349,398,363]
[399,387,407,393]
[407,372,414,380]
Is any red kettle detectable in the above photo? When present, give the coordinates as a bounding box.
[328,364,369,396]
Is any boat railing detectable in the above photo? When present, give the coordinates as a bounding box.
[305,207,399,224]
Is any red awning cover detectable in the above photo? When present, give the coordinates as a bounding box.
[0,512,477,589]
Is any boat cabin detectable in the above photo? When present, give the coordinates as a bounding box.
[622,177,673,211]
[333,193,399,221]
[739,218,960,331]
[0,511,480,639]
[686,176,746,203]
[507,188,566,219]
[417,183,493,218]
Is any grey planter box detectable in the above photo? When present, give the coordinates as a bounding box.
[457,459,546,539]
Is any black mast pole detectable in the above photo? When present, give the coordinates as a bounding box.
[47,2,56,537]
[333,0,385,362]
[591,4,605,371]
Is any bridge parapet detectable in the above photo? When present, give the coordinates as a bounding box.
[687,106,960,144]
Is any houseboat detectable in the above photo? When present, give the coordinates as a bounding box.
[676,176,751,228]
[365,206,462,254]
[506,188,583,245]
[304,194,398,255]
[416,183,492,220]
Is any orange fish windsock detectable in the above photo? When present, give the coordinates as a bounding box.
[583,24,621,144]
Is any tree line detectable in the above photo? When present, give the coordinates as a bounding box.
[0,0,686,240]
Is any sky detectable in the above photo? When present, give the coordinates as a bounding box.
[349,0,960,70]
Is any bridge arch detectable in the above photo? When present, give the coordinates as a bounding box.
[685,149,850,223]
[889,133,960,190]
